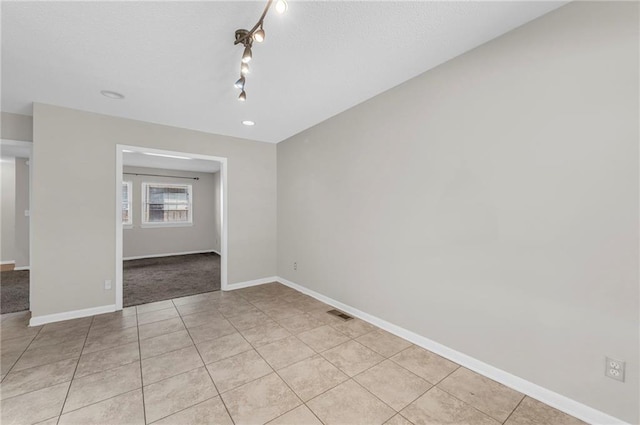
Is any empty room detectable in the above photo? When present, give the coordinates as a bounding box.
[0,1,637,425]
[120,150,223,307]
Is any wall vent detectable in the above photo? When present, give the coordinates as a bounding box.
[327,309,353,321]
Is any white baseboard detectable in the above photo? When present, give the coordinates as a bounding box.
[30,304,116,327]
[225,276,278,290]
[14,265,30,271]
[276,276,628,425]
[123,250,218,261]
[0,260,15,265]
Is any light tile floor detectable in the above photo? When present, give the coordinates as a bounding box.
[0,283,588,425]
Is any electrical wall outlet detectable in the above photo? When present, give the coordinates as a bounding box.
[293,262,297,271]
[104,279,112,290]
[605,357,625,382]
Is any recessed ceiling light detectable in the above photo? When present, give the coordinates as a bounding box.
[242,120,255,126]
[100,90,125,100]
[142,153,192,160]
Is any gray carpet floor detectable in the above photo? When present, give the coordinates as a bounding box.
[124,252,220,307]
[0,270,30,314]
[0,253,221,313]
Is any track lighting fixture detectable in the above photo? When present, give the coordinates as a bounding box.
[233,0,287,101]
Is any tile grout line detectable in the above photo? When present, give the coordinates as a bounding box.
[223,298,292,422]
[135,306,148,425]
[56,315,95,425]
[304,332,400,417]
[0,320,45,382]
[137,329,194,361]
[349,353,436,414]
[173,297,237,425]
[226,296,314,424]
[53,388,142,418]
[58,317,140,380]
[432,369,521,424]
[287,320,436,421]
[371,345,464,417]
[243,294,352,425]
[81,324,139,356]
[0,331,98,403]
[501,394,527,424]
[242,290,364,422]
[147,395,224,425]
[62,355,141,385]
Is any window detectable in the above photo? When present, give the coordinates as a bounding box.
[142,183,192,226]
[122,181,132,226]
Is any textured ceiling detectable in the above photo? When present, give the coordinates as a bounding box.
[1,1,567,143]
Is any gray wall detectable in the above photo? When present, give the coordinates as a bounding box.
[0,157,30,267]
[277,2,638,423]
[123,166,219,259]
[32,103,277,317]
[1,112,33,141]
[1,157,16,263]
[14,158,30,268]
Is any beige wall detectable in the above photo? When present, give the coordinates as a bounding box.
[32,104,277,316]
[1,112,33,141]
[14,158,30,268]
[123,166,219,259]
[1,157,16,263]
[277,2,638,423]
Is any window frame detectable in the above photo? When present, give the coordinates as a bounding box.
[141,182,193,228]
[122,181,133,228]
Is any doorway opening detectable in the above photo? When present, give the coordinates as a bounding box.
[115,145,228,310]
[0,139,32,315]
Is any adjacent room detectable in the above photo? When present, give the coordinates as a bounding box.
[0,1,638,425]
[121,149,223,307]
[0,141,31,314]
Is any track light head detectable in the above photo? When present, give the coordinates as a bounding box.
[238,90,247,101]
[241,46,252,63]
[254,27,265,43]
[234,76,246,89]
[275,0,288,14]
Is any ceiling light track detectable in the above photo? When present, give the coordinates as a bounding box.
[233,0,287,102]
